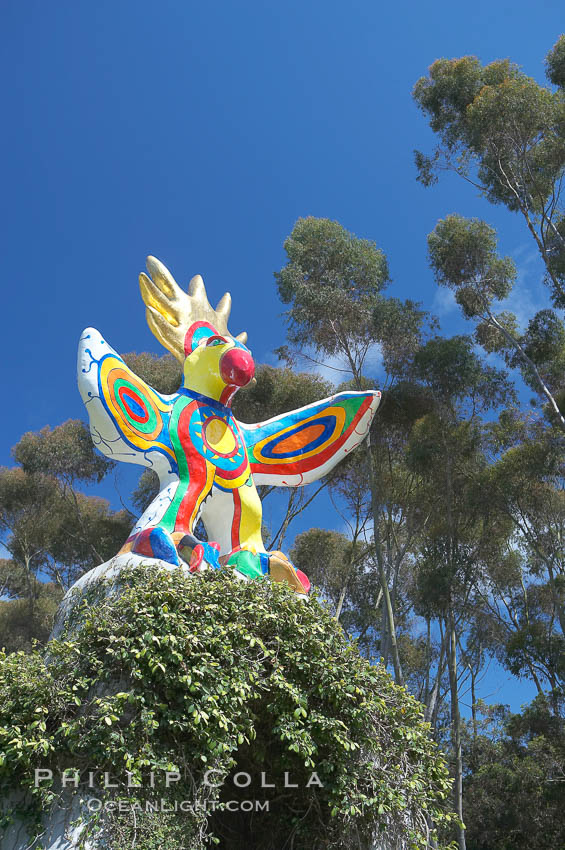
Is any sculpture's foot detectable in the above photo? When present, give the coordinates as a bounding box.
[122,530,309,594]
[122,528,222,572]
[223,548,310,595]
[268,550,311,595]
[173,532,222,572]
[123,526,181,565]
[221,549,269,580]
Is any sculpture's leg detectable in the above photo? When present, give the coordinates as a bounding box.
[121,448,217,569]
[225,481,310,594]
[172,532,222,572]
[160,452,216,537]
[230,479,264,553]
[266,551,310,595]
[124,525,182,566]
[197,481,309,593]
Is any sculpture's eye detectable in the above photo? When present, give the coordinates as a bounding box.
[206,335,228,347]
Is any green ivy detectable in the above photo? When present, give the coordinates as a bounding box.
[0,566,455,849]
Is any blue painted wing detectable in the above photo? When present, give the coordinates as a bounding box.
[238,390,381,486]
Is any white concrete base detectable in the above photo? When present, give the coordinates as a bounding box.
[1,790,96,850]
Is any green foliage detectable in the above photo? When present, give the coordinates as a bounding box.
[13,420,112,484]
[372,297,430,377]
[417,39,565,428]
[501,587,565,687]
[412,335,512,412]
[474,312,520,355]
[546,35,565,90]
[131,468,161,514]
[0,422,133,641]
[290,528,377,634]
[373,380,435,433]
[277,216,390,303]
[407,414,488,619]
[291,528,353,595]
[413,55,565,214]
[0,583,62,653]
[474,419,565,692]
[0,463,132,593]
[463,698,565,850]
[427,215,516,317]
[466,77,563,212]
[414,45,565,326]
[413,56,515,148]
[0,568,455,850]
[275,216,390,359]
[275,215,433,689]
[292,526,383,659]
[519,308,565,376]
[275,215,430,386]
[427,212,565,421]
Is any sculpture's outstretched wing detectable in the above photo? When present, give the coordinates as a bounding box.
[78,328,178,474]
[239,390,381,486]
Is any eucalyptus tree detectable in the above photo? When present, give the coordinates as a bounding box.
[275,216,429,685]
[414,37,565,307]
[426,214,565,428]
[414,36,565,434]
[0,575,61,653]
[485,413,565,638]
[290,448,385,661]
[406,335,513,850]
[0,420,132,648]
[463,696,565,850]
[291,525,374,624]
[11,420,132,583]
[366,379,438,669]
[467,411,565,703]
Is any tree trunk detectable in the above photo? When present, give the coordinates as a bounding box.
[364,438,404,686]
[425,627,446,730]
[343,345,403,686]
[470,664,477,741]
[447,611,466,850]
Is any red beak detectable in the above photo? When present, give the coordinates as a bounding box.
[219,348,255,387]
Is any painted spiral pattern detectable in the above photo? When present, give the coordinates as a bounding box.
[98,354,174,458]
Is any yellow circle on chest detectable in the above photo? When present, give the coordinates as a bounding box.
[204,417,238,456]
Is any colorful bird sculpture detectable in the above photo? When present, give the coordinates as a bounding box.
[78,257,381,594]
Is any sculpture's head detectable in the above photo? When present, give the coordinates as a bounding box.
[139,256,255,405]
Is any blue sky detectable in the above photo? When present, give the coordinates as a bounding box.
[2,0,562,710]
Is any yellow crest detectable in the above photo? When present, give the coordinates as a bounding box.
[139,256,247,364]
